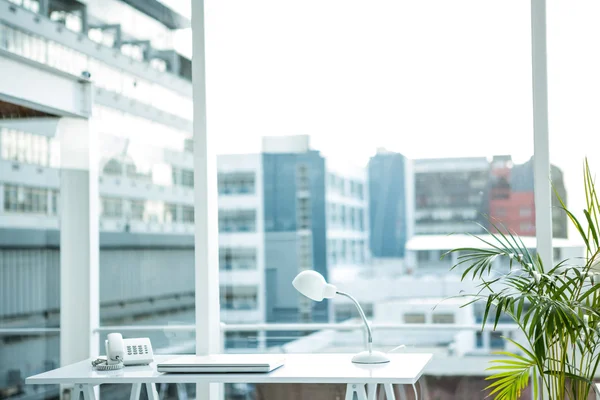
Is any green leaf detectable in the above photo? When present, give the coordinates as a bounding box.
[584,209,599,249]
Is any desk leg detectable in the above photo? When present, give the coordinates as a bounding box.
[345,384,368,400]
[129,384,142,400]
[367,384,377,400]
[383,384,396,400]
[72,384,97,400]
[176,383,189,399]
[411,383,418,400]
[130,383,159,400]
[145,383,159,400]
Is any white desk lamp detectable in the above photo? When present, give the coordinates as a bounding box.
[292,270,390,364]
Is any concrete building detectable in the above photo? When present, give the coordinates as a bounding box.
[414,157,490,236]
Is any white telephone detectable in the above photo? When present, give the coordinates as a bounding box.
[92,333,154,370]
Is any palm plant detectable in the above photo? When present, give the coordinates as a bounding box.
[445,160,600,399]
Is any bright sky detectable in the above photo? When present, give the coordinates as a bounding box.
[171,0,600,230]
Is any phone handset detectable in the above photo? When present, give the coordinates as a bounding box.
[92,333,125,370]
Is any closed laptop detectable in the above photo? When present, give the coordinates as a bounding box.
[157,354,285,373]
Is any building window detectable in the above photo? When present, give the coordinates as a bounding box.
[220,286,258,310]
[335,303,373,322]
[404,313,426,324]
[520,222,533,232]
[328,239,337,265]
[432,313,455,324]
[519,207,532,217]
[297,198,312,230]
[101,197,123,218]
[357,182,364,200]
[553,247,561,261]
[328,203,338,227]
[219,210,256,232]
[164,203,178,223]
[103,158,123,176]
[417,251,431,263]
[130,200,145,221]
[340,205,346,227]
[340,240,347,262]
[328,173,337,189]
[181,169,194,188]
[51,190,59,215]
[218,172,256,195]
[3,185,49,214]
[1,128,50,167]
[349,207,356,230]
[182,206,194,223]
[338,178,346,195]
[225,331,258,349]
[358,209,365,231]
[220,248,257,270]
[297,164,310,191]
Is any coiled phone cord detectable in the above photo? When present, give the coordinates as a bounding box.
[91,357,124,370]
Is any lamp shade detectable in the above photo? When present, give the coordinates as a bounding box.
[292,270,337,302]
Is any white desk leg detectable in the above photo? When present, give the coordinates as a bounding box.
[345,384,369,400]
[129,383,158,400]
[130,383,142,400]
[73,384,96,400]
[383,384,396,400]
[411,383,418,400]
[176,383,189,399]
[145,383,159,400]
[71,385,82,400]
[367,383,377,400]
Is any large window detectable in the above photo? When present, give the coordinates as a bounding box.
[1,0,587,398]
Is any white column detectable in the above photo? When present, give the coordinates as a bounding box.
[531,1,551,398]
[58,117,99,367]
[192,0,222,399]
[531,0,553,268]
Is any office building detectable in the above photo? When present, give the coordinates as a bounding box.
[367,149,413,258]
[413,157,490,235]
[489,155,568,238]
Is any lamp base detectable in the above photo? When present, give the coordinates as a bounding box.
[352,350,390,364]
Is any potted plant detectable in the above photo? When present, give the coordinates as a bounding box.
[446,161,600,400]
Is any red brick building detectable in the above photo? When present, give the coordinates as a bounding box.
[489,156,567,238]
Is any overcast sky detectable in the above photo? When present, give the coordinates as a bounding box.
[169,0,600,224]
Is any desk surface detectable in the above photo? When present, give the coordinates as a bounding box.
[26,353,432,385]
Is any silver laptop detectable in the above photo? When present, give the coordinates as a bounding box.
[157,354,285,373]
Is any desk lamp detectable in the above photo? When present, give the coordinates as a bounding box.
[292,270,390,364]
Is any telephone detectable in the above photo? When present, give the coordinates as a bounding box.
[92,333,154,370]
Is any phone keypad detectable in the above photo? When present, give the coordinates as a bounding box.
[126,344,149,356]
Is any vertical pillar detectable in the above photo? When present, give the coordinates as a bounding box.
[192,0,221,399]
[531,1,551,398]
[531,0,553,268]
[59,117,99,367]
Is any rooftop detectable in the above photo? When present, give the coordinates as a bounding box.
[405,234,583,251]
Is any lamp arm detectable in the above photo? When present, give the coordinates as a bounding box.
[336,291,372,352]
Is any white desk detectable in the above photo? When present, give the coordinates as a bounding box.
[26,353,432,400]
